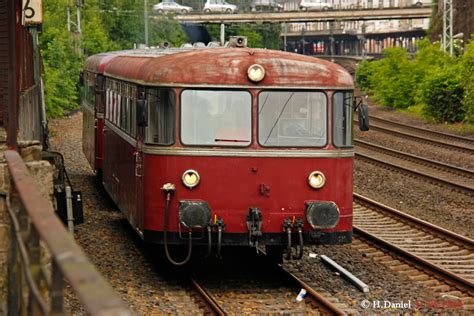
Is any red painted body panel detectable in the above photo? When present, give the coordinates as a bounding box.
[142,154,352,234]
[102,126,138,224]
[104,48,353,88]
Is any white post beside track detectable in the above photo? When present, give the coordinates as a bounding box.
[65,185,75,235]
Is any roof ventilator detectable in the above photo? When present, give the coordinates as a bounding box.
[159,41,170,49]
[228,36,247,48]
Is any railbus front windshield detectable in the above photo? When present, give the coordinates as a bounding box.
[258,91,327,147]
[181,90,252,147]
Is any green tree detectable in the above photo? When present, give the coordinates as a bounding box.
[98,0,144,48]
[355,38,468,123]
[420,66,464,123]
[149,17,187,47]
[41,0,116,117]
[461,38,474,124]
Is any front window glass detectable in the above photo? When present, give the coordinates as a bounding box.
[333,91,353,147]
[258,91,327,147]
[181,90,252,146]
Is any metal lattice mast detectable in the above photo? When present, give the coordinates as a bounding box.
[443,0,453,56]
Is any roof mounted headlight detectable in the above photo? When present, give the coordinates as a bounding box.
[182,169,200,188]
[247,64,265,82]
[308,171,325,189]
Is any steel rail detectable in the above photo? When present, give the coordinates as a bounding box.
[189,277,227,315]
[355,119,474,154]
[4,150,132,315]
[353,193,474,294]
[279,266,347,316]
[354,193,474,245]
[355,139,474,178]
[368,115,474,145]
[355,150,473,195]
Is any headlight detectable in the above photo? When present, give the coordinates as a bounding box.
[308,171,325,189]
[182,169,200,188]
[247,64,265,82]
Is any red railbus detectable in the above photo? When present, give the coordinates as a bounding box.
[82,41,368,264]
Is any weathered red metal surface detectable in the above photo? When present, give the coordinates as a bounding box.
[4,150,132,315]
[142,154,352,234]
[104,48,354,88]
[102,125,138,224]
[84,53,120,74]
[100,128,352,239]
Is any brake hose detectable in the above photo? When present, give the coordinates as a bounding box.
[163,192,192,266]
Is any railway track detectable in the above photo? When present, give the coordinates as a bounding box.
[355,139,474,195]
[353,193,474,295]
[189,277,226,315]
[356,116,474,154]
[188,258,349,315]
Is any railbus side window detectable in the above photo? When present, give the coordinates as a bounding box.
[181,90,252,147]
[258,91,327,147]
[130,85,137,138]
[86,75,95,107]
[332,91,354,147]
[105,89,109,120]
[145,89,175,145]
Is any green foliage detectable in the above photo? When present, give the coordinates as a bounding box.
[41,0,126,117]
[98,0,144,48]
[355,60,374,91]
[41,0,82,117]
[149,17,187,47]
[420,67,464,123]
[461,38,474,124]
[356,38,470,123]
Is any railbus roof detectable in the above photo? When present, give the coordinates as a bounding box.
[89,48,354,89]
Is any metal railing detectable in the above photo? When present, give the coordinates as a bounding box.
[4,150,132,315]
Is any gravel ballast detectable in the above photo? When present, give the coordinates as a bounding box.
[49,109,472,315]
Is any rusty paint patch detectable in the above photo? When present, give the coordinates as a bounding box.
[102,48,354,90]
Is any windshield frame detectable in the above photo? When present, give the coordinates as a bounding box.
[257,90,328,148]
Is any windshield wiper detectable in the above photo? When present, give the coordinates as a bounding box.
[214,138,250,143]
[263,92,294,145]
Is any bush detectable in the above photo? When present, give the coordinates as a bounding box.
[461,38,474,124]
[420,68,464,123]
[355,38,469,123]
[355,60,374,92]
[358,48,416,109]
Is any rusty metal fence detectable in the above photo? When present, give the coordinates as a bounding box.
[4,150,131,315]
